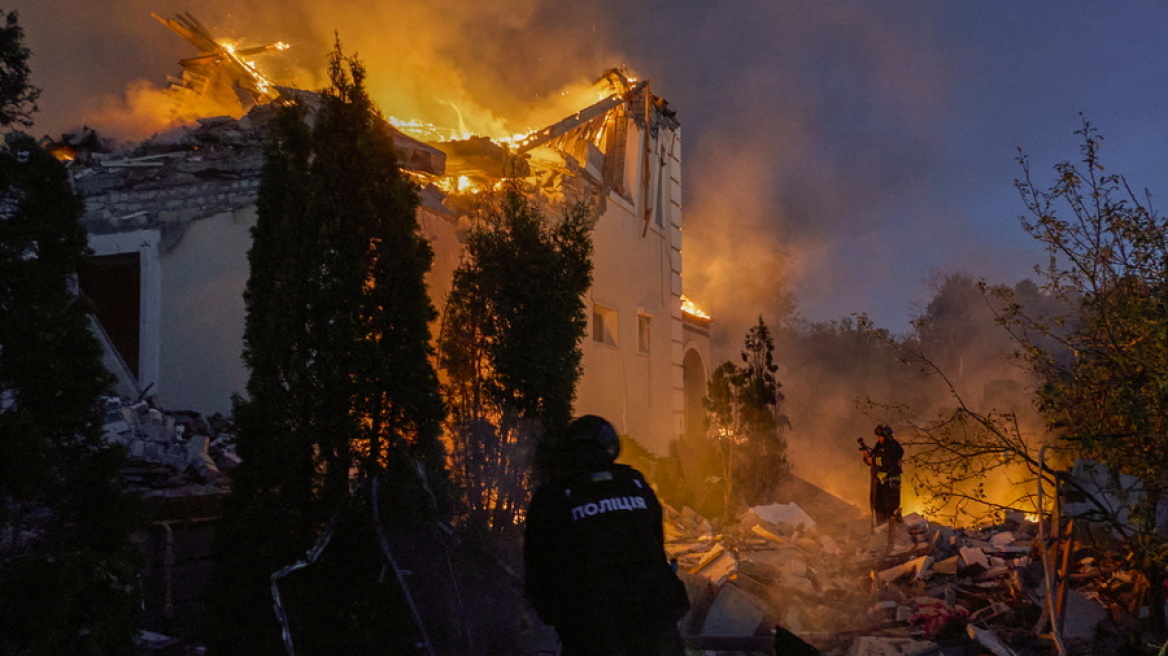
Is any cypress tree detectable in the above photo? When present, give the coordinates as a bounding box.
[307,45,449,514]
[208,102,318,656]
[0,11,142,653]
[210,40,450,656]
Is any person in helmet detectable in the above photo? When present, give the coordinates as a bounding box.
[859,423,905,525]
[524,415,689,655]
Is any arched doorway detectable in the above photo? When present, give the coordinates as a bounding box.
[682,348,706,442]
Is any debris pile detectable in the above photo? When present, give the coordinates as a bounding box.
[100,396,237,496]
[663,500,1145,655]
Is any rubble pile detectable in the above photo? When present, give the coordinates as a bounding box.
[666,501,874,649]
[68,112,269,237]
[100,396,237,497]
[663,501,1145,656]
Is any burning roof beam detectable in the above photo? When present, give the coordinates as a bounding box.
[152,12,287,106]
[516,80,648,154]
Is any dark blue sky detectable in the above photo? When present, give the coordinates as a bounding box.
[20,1,1168,346]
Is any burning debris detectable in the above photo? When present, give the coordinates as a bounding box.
[152,12,289,118]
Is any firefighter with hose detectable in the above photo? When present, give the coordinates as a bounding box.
[524,415,690,655]
[858,423,904,528]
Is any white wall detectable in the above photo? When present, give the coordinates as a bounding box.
[575,120,686,456]
[157,209,255,414]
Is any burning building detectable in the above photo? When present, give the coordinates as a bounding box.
[69,16,712,455]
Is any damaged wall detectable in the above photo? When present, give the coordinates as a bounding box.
[576,112,689,450]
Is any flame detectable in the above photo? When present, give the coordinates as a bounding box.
[48,147,76,162]
[680,295,711,320]
[453,176,476,194]
[377,69,630,145]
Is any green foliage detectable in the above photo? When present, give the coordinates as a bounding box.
[208,99,318,656]
[776,314,921,404]
[439,178,594,529]
[704,317,790,516]
[914,274,1012,385]
[1009,121,1168,565]
[0,129,142,652]
[1013,121,1168,484]
[210,39,451,655]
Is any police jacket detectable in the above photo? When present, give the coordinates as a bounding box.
[523,461,688,629]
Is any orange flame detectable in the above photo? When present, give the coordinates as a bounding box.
[681,295,711,320]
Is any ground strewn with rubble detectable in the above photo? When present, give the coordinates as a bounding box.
[665,493,1153,655]
[108,399,1156,655]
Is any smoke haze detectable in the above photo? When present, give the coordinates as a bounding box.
[17,1,1168,514]
[25,1,1165,340]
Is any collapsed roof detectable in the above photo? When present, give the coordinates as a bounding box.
[152,12,288,116]
[62,67,677,241]
[52,16,678,231]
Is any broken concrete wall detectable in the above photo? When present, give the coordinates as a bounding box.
[100,396,234,648]
[77,112,460,418]
[81,176,261,236]
[85,206,256,416]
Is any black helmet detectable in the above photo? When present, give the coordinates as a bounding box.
[564,415,620,462]
[874,424,893,438]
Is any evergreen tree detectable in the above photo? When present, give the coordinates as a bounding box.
[0,10,142,653]
[704,317,790,516]
[310,48,449,511]
[210,41,451,656]
[439,178,594,530]
[207,102,318,656]
[0,10,37,129]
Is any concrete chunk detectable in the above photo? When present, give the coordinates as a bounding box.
[966,624,1018,656]
[959,546,989,573]
[702,583,767,637]
[692,548,736,585]
[185,435,220,478]
[749,502,817,530]
[877,555,934,583]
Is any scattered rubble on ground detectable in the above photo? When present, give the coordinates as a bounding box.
[94,397,1161,655]
[664,499,1156,655]
[100,396,236,498]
